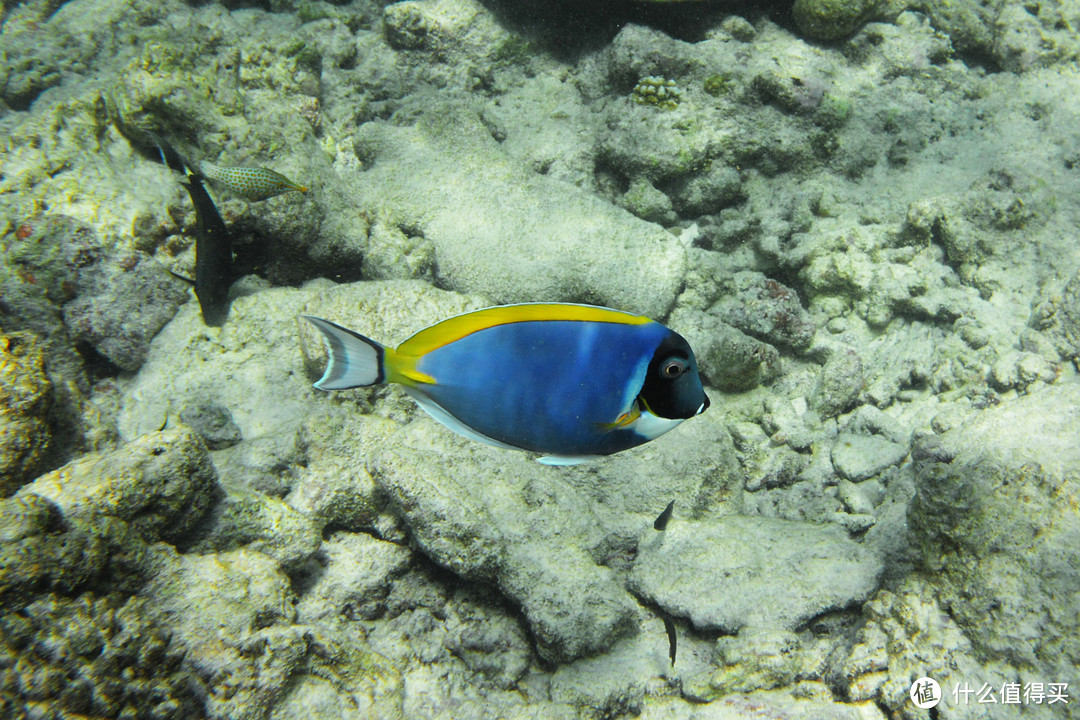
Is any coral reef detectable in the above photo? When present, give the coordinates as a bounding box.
[631,75,682,110]
[349,101,686,317]
[178,402,243,450]
[0,592,209,720]
[0,493,149,608]
[835,576,1066,720]
[2,214,188,373]
[793,0,889,41]
[0,333,53,494]
[1032,266,1080,362]
[918,0,1080,71]
[18,426,218,544]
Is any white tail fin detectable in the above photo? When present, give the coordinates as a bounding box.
[303,316,386,390]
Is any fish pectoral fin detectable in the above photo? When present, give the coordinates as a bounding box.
[594,403,642,432]
[593,419,623,432]
[169,270,195,286]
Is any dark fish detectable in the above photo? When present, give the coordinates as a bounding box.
[654,501,678,667]
[654,500,675,531]
[181,174,233,326]
[663,616,677,667]
[106,93,234,326]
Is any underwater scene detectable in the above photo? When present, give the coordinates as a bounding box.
[1,0,1079,717]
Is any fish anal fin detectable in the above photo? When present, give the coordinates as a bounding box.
[537,455,597,466]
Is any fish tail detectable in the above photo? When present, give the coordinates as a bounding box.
[303,316,387,389]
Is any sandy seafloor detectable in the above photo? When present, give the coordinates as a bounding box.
[2,0,1080,718]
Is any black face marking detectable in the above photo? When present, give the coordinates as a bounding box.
[639,332,708,420]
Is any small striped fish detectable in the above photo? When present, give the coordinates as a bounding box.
[199,161,308,201]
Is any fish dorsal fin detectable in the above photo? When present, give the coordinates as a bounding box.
[398,303,652,357]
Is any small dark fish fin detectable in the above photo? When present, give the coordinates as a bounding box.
[594,401,643,433]
[169,269,195,286]
[654,500,675,531]
[663,616,677,667]
[102,92,124,133]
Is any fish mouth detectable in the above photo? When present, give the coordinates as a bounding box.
[697,395,710,415]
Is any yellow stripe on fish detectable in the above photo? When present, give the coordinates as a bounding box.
[199,161,308,201]
[395,303,653,359]
[390,364,437,387]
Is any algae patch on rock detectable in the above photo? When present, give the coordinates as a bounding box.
[793,0,881,41]
[19,426,218,544]
[0,333,54,494]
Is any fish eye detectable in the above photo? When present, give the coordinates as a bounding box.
[660,357,686,379]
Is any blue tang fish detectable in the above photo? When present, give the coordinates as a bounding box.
[303,304,709,465]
